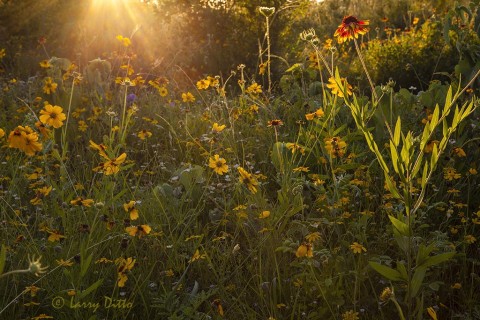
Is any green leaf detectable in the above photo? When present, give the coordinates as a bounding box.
[389,215,410,236]
[417,251,456,269]
[0,245,6,275]
[389,141,400,174]
[396,262,408,281]
[421,161,429,189]
[285,63,303,73]
[410,267,426,298]
[80,253,93,278]
[429,104,440,131]
[78,279,104,300]
[369,261,403,281]
[394,117,401,147]
[384,174,401,199]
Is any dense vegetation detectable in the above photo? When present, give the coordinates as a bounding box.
[1,0,479,319]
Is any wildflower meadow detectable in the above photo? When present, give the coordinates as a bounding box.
[0,0,479,319]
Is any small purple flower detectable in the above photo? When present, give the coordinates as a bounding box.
[127,93,137,105]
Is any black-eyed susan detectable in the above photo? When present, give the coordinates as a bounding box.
[99,153,127,175]
[212,122,226,133]
[42,77,57,94]
[116,35,131,47]
[196,78,210,90]
[181,92,195,102]
[47,230,66,242]
[342,310,360,320]
[325,136,347,158]
[334,16,370,44]
[349,242,366,254]
[209,154,228,175]
[137,130,152,140]
[123,200,139,220]
[39,104,66,128]
[125,224,151,238]
[327,77,352,97]
[246,82,262,95]
[238,167,258,194]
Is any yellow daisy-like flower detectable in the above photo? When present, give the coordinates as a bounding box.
[238,167,258,194]
[125,224,152,238]
[342,310,360,320]
[453,147,466,157]
[443,167,461,181]
[464,235,477,244]
[246,82,262,95]
[325,136,347,158]
[258,210,270,219]
[0,128,5,139]
[98,153,127,175]
[212,122,226,133]
[47,230,66,242]
[39,60,51,68]
[43,77,58,95]
[327,77,352,98]
[123,200,139,220]
[181,92,195,102]
[116,35,131,47]
[70,197,94,207]
[334,15,370,44]
[196,78,210,90]
[158,86,168,97]
[39,104,66,128]
[295,242,313,258]
[78,120,88,132]
[56,259,74,267]
[138,129,152,140]
[349,242,366,254]
[209,154,229,175]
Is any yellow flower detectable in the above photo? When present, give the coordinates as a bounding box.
[246,82,262,94]
[342,310,360,320]
[325,136,347,158]
[39,104,66,128]
[427,307,438,320]
[116,257,136,273]
[196,78,210,90]
[43,77,58,94]
[182,92,195,102]
[238,167,258,194]
[99,153,127,175]
[424,140,439,153]
[258,210,270,219]
[56,259,74,267]
[349,242,366,254]
[451,282,462,289]
[125,224,152,238]
[89,140,108,159]
[209,154,229,175]
[305,232,321,243]
[443,167,461,181]
[334,15,370,44]
[453,147,466,157]
[24,285,41,297]
[47,230,66,242]
[39,60,51,68]
[70,197,94,207]
[379,287,393,301]
[138,130,152,140]
[305,112,315,121]
[295,243,313,258]
[469,168,478,175]
[8,126,43,156]
[158,86,168,97]
[117,272,128,287]
[327,77,352,97]
[116,35,131,47]
[189,249,207,263]
[123,200,139,220]
[267,119,283,127]
[212,122,226,133]
[464,235,477,244]
[0,128,4,139]
[78,120,88,132]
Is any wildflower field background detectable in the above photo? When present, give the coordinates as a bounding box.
[1,0,480,319]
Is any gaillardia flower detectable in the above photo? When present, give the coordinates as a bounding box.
[334,16,369,44]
